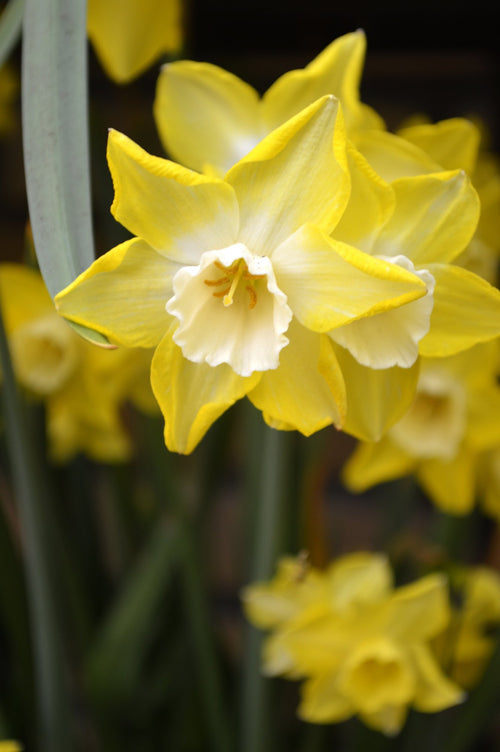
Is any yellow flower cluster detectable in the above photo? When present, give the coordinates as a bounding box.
[55,31,500,456]
[242,552,500,736]
[0,264,157,463]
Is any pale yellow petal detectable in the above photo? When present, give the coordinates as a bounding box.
[333,344,420,442]
[107,129,239,263]
[411,644,465,712]
[248,321,345,434]
[355,129,442,182]
[154,60,261,174]
[272,224,427,334]
[263,30,383,134]
[151,327,260,454]
[419,263,500,357]
[417,447,476,515]
[55,238,176,347]
[298,674,353,724]
[374,171,480,266]
[467,387,500,450]
[0,263,52,331]
[87,0,182,84]
[342,437,416,493]
[384,574,451,641]
[226,96,350,253]
[398,118,480,176]
[333,142,395,253]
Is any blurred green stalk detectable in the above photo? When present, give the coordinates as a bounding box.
[0,297,71,750]
[0,0,24,66]
[240,414,291,752]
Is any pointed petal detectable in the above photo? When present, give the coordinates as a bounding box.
[398,118,480,176]
[419,264,500,357]
[333,142,395,253]
[225,96,350,252]
[263,30,383,134]
[385,574,451,641]
[342,437,415,493]
[248,322,345,434]
[417,447,476,515]
[298,674,353,724]
[55,238,176,347]
[334,343,420,442]
[355,129,442,182]
[373,171,479,266]
[107,129,239,263]
[154,60,261,174]
[272,224,427,333]
[151,327,260,454]
[411,645,465,712]
[87,0,182,83]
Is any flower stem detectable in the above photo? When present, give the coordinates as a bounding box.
[240,412,291,752]
[0,297,71,750]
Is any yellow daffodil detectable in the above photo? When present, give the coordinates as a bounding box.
[0,263,155,463]
[87,0,183,84]
[55,96,436,454]
[396,117,500,285]
[154,30,383,175]
[0,742,23,752]
[242,552,463,736]
[342,342,500,515]
[434,566,500,689]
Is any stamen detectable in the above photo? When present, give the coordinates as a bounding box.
[223,262,245,307]
[204,275,231,287]
[246,285,257,309]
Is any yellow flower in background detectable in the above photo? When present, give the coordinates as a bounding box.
[56,96,431,454]
[154,30,383,175]
[436,567,500,689]
[87,0,183,84]
[0,742,23,752]
[242,552,463,736]
[0,263,156,463]
[342,342,500,515]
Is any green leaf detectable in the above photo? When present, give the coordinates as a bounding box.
[0,0,24,67]
[22,0,94,299]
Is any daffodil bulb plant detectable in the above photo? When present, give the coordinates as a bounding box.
[4,8,500,752]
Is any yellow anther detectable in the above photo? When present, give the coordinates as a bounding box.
[204,258,266,309]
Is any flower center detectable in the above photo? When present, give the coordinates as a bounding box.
[203,259,265,309]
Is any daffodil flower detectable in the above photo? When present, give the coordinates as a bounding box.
[0,263,155,463]
[342,342,500,515]
[154,30,383,175]
[87,0,183,84]
[242,552,463,736]
[55,96,428,454]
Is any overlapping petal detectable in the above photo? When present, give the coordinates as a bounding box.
[225,96,350,253]
[248,320,345,434]
[107,129,239,263]
[272,224,427,334]
[373,172,480,266]
[151,327,260,454]
[342,437,416,493]
[154,61,262,173]
[333,343,420,442]
[263,30,383,134]
[419,264,500,357]
[55,238,177,347]
[398,118,480,176]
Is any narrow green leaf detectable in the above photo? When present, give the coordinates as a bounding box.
[85,516,181,704]
[0,0,24,67]
[0,292,71,751]
[22,0,94,299]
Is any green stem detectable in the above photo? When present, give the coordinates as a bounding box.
[0,0,24,67]
[443,636,500,752]
[0,296,70,750]
[240,415,291,752]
